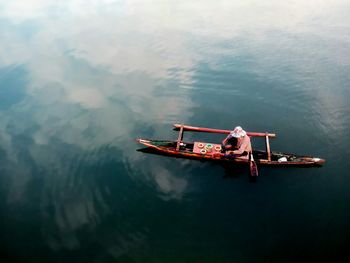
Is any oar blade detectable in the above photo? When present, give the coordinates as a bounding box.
[250,161,259,177]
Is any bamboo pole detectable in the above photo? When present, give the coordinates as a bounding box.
[173,124,276,138]
[265,133,271,161]
[176,125,184,151]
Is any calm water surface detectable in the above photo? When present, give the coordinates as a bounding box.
[1,0,350,262]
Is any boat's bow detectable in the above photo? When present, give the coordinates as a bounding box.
[309,157,326,166]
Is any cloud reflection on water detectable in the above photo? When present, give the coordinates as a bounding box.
[0,0,199,254]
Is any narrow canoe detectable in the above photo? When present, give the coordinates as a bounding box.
[136,139,325,167]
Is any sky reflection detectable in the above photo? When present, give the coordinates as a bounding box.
[0,0,350,259]
[1,0,349,217]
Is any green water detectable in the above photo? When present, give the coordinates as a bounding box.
[1,1,350,262]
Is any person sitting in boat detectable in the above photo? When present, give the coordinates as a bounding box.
[222,126,252,158]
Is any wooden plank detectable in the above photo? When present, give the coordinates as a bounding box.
[176,125,184,151]
[173,124,276,138]
[265,133,271,161]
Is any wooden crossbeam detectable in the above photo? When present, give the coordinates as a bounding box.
[173,124,276,138]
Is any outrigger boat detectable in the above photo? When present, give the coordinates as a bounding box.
[136,124,325,176]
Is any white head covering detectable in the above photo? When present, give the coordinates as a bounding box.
[231,126,247,138]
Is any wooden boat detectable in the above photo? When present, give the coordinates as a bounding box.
[136,124,325,168]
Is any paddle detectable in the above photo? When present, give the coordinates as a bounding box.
[249,152,258,177]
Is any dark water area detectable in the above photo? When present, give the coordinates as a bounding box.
[1,1,350,262]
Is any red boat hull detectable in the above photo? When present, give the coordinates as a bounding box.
[136,139,325,167]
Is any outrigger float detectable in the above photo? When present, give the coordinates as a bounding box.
[136,124,325,176]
